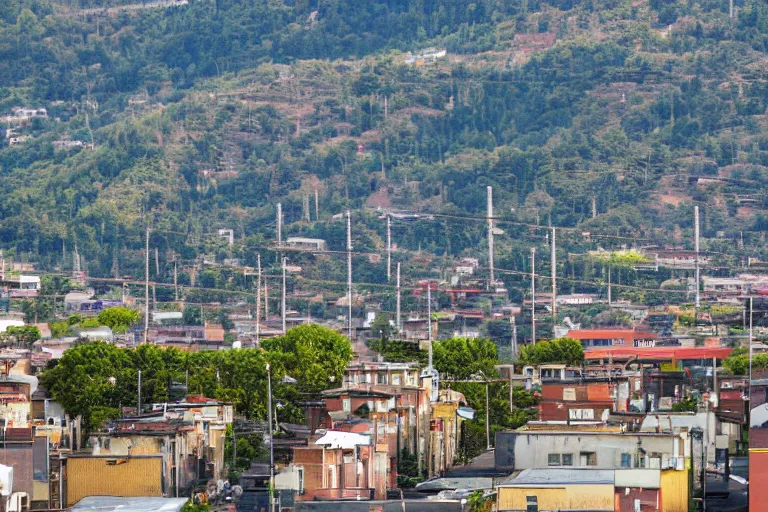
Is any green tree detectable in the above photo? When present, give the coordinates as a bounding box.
[433,337,499,380]
[98,306,140,333]
[6,325,41,348]
[261,324,353,394]
[370,312,391,342]
[519,337,584,366]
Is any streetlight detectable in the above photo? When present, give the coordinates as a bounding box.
[266,364,296,512]
[266,363,275,512]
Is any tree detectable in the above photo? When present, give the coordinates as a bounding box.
[370,312,391,341]
[6,325,41,348]
[433,337,499,380]
[98,306,140,333]
[261,324,353,394]
[41,342,135,431]
[519,337,584,366]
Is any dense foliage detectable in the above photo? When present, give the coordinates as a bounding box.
[518,337,584,366]
[40,324,353,430]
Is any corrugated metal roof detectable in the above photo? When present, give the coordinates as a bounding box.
[72,497,188,512]
[498,468,614,487]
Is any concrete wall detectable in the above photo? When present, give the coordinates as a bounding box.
[496,432,678,472]
[497,484,614,511]
[66,456,163,506]
[1,444,33,496]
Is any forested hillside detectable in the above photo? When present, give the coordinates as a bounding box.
[1,0,768,299]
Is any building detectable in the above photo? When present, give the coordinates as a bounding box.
[750,373,768,511]
[0,275,41,298]
[68,397,233,506]
[217,229,234,246]
[496,468,672,512]
[537,379,626,422]
[495,427,689,473]
[496,468,615,512]
[285,237,327,252]
[292,430,383,501]
[702,277,747,294]
[495,427,691,511]
[556,294,595,306]
[565,329,658,348]
[13,108,47,120]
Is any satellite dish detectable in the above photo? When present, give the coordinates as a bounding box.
[232,341,242,349]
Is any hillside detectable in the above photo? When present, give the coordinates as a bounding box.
[1,0,768,304]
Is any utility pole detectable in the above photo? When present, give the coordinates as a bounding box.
[730,0,734,19]
[387,214,392,281]
[173,260,178,301]
[608,266,612,306]
[266,364,275,512]
[487,186,495,289]
[281,257,287,334]
[396,262,401,332]
[592,196,597,218]
[256,254,261,344]
[531,247,536,344]
[276,203,283,246]
[551,227,557,324]
[143,226,150,344]
[346,209,353,341]
[314,188,319,220]
[264,278,269,319]
[695,205,701,313]
[749,297,754,400]
[427,282,433,371]
[137,370,142,416]
[511,315,517,358]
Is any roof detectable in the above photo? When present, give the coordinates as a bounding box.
[584,347,732,361]
[314,430,371,449]
[498,468,614,487]
[71,497,188,512]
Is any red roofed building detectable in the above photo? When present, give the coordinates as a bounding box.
[566,329,658,349]
[583,346,732,362]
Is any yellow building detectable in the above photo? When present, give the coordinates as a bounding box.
[66,455,163,506]
[496,468,615,512]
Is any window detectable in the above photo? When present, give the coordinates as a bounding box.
[562,453,573,466]
[580,452,597,466]
[296,467,304,494]
[392,375,401,386]
[377,373,387,384]
[526,495,538,512]
[620,453,632,468]
[547,454,561,466]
